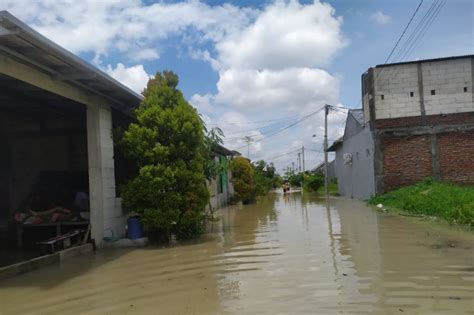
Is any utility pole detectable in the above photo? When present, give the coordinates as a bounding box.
[243,136,252,160]
[292,161,295,174]
[302,145,305,172]
[297,152,301,172]
[324,104,330,198]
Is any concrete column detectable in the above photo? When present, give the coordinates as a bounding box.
[87,104,122,247]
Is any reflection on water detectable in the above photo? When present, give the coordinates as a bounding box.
[1,192,473,314]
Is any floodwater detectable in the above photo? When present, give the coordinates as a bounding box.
[1,192,473,314]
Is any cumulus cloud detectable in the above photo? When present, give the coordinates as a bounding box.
[2,0,256,59]
[3,0,348,170]
[214,68,339,113]
[105,63,151,94]
[371,11,391,25]
[130,48,160,61]
[216,1,346,70]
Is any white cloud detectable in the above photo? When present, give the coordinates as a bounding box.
[2,0,349,171]
[105,63,151,94]
[130,48,160,61]
[215,68,339,113]
[371,11,391,25]
[2,0,256,59]
[216,1,346,70]
[190,93,214,113]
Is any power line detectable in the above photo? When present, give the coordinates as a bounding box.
[231,107,324,151]
[377,0,447,91]
[400,0,447,61]
[383,0,425,64]
[393,0,440,62]
[206,110,316,126]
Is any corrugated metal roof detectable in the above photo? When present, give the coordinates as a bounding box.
[349,109,364,126]
[327,137,343,152]
[0,11,142,115]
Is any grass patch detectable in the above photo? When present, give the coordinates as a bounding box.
[316,182,339,196]
[369,178,474,228]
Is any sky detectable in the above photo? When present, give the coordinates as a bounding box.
[2,0,473,173]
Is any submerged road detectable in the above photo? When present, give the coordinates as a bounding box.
[1,192,473,314]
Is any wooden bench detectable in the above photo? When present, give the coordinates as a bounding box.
[36,229,83,254]
[16,221,89,248]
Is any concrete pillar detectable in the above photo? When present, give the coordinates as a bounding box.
[87,104,123,247]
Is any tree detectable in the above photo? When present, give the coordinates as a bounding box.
[120,71,209,241]
[231,156,255,204]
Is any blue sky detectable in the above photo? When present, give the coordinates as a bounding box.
[3,0,473,171]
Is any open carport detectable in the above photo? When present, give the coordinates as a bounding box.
[0,11,141,266]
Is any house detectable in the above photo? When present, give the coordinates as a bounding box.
[0,11,142,251]
[208,145,238,210]
[328,109,375,199]
[313,160,336,179]
[329,54,474,198]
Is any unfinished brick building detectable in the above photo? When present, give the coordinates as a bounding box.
[363,55,474,194]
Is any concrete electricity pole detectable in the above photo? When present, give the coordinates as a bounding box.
[302,145,305,172]
[243,136,253,159]
[324,104,331,198]
[292,161,295,174]
[297,152,301,172]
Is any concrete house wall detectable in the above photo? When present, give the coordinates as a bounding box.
[333,111,375,199]
[208,155,235,211]
[363,55,474,193]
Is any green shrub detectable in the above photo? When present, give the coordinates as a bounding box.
[289,173,304,187]
[304,174,324,192]
[369,178,474,227]
[231,156,255,204]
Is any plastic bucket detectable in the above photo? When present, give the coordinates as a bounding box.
[127,217,143,240]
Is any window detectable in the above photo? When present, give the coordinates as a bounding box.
[410,92,414,97]
[431,89,436,95]
[464,87,468,93]
[366,148,370,157]
[381,94,384,100]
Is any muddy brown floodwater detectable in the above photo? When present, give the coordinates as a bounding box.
[1,192,473,314]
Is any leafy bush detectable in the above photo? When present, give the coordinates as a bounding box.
[252,160,280,196]
[304,174,324,192]
[120,71,209,241]
[289,173,304,187]
[231,156,255,204]
[369,178,474,227]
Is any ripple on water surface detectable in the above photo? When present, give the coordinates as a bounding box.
[0,193,473,314]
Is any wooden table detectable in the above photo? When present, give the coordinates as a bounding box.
[16,221,89,248]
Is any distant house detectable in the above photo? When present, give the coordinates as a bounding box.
[313,160,336,179]
[329,54,474,199]
[207,145,238,211]
[328,109,375,199]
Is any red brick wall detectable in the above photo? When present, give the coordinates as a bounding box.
[438,130,474,184]
[383,135,433,191]
[376,112,474,129]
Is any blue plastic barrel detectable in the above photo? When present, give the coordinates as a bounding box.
[127,217,143,239]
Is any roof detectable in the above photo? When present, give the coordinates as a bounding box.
[212,144,239,156]
[375,54,473,68]
[349,108,364,126]
[327,137,343,152]
[0,11,142,115]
